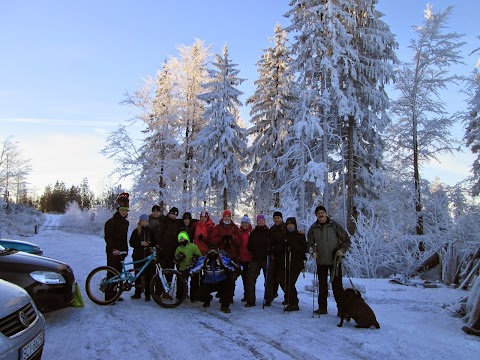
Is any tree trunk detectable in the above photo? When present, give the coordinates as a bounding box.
[346,116,356,235]
[223,187,228,211]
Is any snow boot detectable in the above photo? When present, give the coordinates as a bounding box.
[462,316,480,337]
[220,305,231,313]
[131,288,142,299]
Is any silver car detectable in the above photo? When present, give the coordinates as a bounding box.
[0,279,45,360]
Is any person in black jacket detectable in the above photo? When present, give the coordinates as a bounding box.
[278,217,308,311]
[178,212,197,242]
[104,193,130,302]
[129,214,156,301]
[244,214,274,307]
[156,207,180,281]
[268,211,287,304]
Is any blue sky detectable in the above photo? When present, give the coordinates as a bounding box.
[1,0,479,196]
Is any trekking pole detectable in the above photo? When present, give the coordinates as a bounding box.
[263,255,270,309]
[287,249,291,314]
[311,243,318,317]
[283,239,288,313]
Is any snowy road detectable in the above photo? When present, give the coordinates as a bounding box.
[29,215,480,359]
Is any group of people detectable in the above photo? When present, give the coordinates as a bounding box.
[104,193,351,316]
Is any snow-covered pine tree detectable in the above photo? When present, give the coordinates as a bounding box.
[285,0,396,231]
[285,0,358,219]
[246,23,297,214]
[341,0,397,233]
[195,45,248,213]
[464,41,480,197]
[388,4,465,235]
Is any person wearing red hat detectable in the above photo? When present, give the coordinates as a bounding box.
[210,210,242,260]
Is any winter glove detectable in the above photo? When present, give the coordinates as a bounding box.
[174,252,186,263]
[221,235,233,245]
[191,255,199,264]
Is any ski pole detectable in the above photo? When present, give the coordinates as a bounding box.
[263,255,270,309]
[287,249,291,314]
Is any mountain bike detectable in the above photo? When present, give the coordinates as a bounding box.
[85,247,187,308]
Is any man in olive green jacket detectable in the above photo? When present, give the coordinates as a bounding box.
[307,205,351,315]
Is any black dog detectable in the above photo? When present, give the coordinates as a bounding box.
[337,288,380,329]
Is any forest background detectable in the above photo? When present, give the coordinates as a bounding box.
[1,1,480,282]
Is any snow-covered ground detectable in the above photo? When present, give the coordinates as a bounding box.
[29,214,480,359]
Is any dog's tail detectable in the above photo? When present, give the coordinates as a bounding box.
[374,320,380,329]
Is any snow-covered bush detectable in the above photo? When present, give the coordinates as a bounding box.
[0,202,44,238]
[59,201,137,236]
[345,211,445,278]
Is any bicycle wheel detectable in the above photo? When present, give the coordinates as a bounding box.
[85,266,123,305]
[150,269,187,308]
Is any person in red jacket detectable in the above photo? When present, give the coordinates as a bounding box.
[210,210,242,302]
[190,211,214,302]
[194,211,214,255]
[238,214,252,302]
[210,210,242,261]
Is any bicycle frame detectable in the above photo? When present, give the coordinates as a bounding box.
[120,251,156,284]
[105,248,175,294]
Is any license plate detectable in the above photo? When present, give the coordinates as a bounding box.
[21,330,44,360]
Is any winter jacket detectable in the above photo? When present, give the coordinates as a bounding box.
[194,217,214,255]
[210,220,242,260]
[189,252,237,284]
[149,214,164,234]
[276,229,308,266]
[104,211,129,254]
[174,242,202,271]
[247,225,271,262]
[178,219,198,243]
[238,224,252,262]
[156,216,180,260]
[270,222,287,259]
[129,226,156,261]
[307,217,351,265]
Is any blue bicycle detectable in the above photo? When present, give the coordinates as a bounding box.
[85,247,187,308]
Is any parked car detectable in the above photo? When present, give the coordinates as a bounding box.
[0,279,45,360]
[0,238,43,256]
[0,244,76,313]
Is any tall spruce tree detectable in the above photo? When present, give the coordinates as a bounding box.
[195,45,248,212]
[342,0,397,232]
[246,24,297,214]
[388,5,465,235]
[285,0,396,231]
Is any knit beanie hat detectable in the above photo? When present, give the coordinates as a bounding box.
[169,207,179,216]
[285,217,297,227]
[139,214,149,222]
[151,205,161,212]
[116,192,129,208]
[273,211,283,218]
[223,210,232,217]
[182,212,192,220]
[256,214,266,222]
[241,214,251,224]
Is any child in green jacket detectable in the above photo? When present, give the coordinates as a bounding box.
[174,231,202,300]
